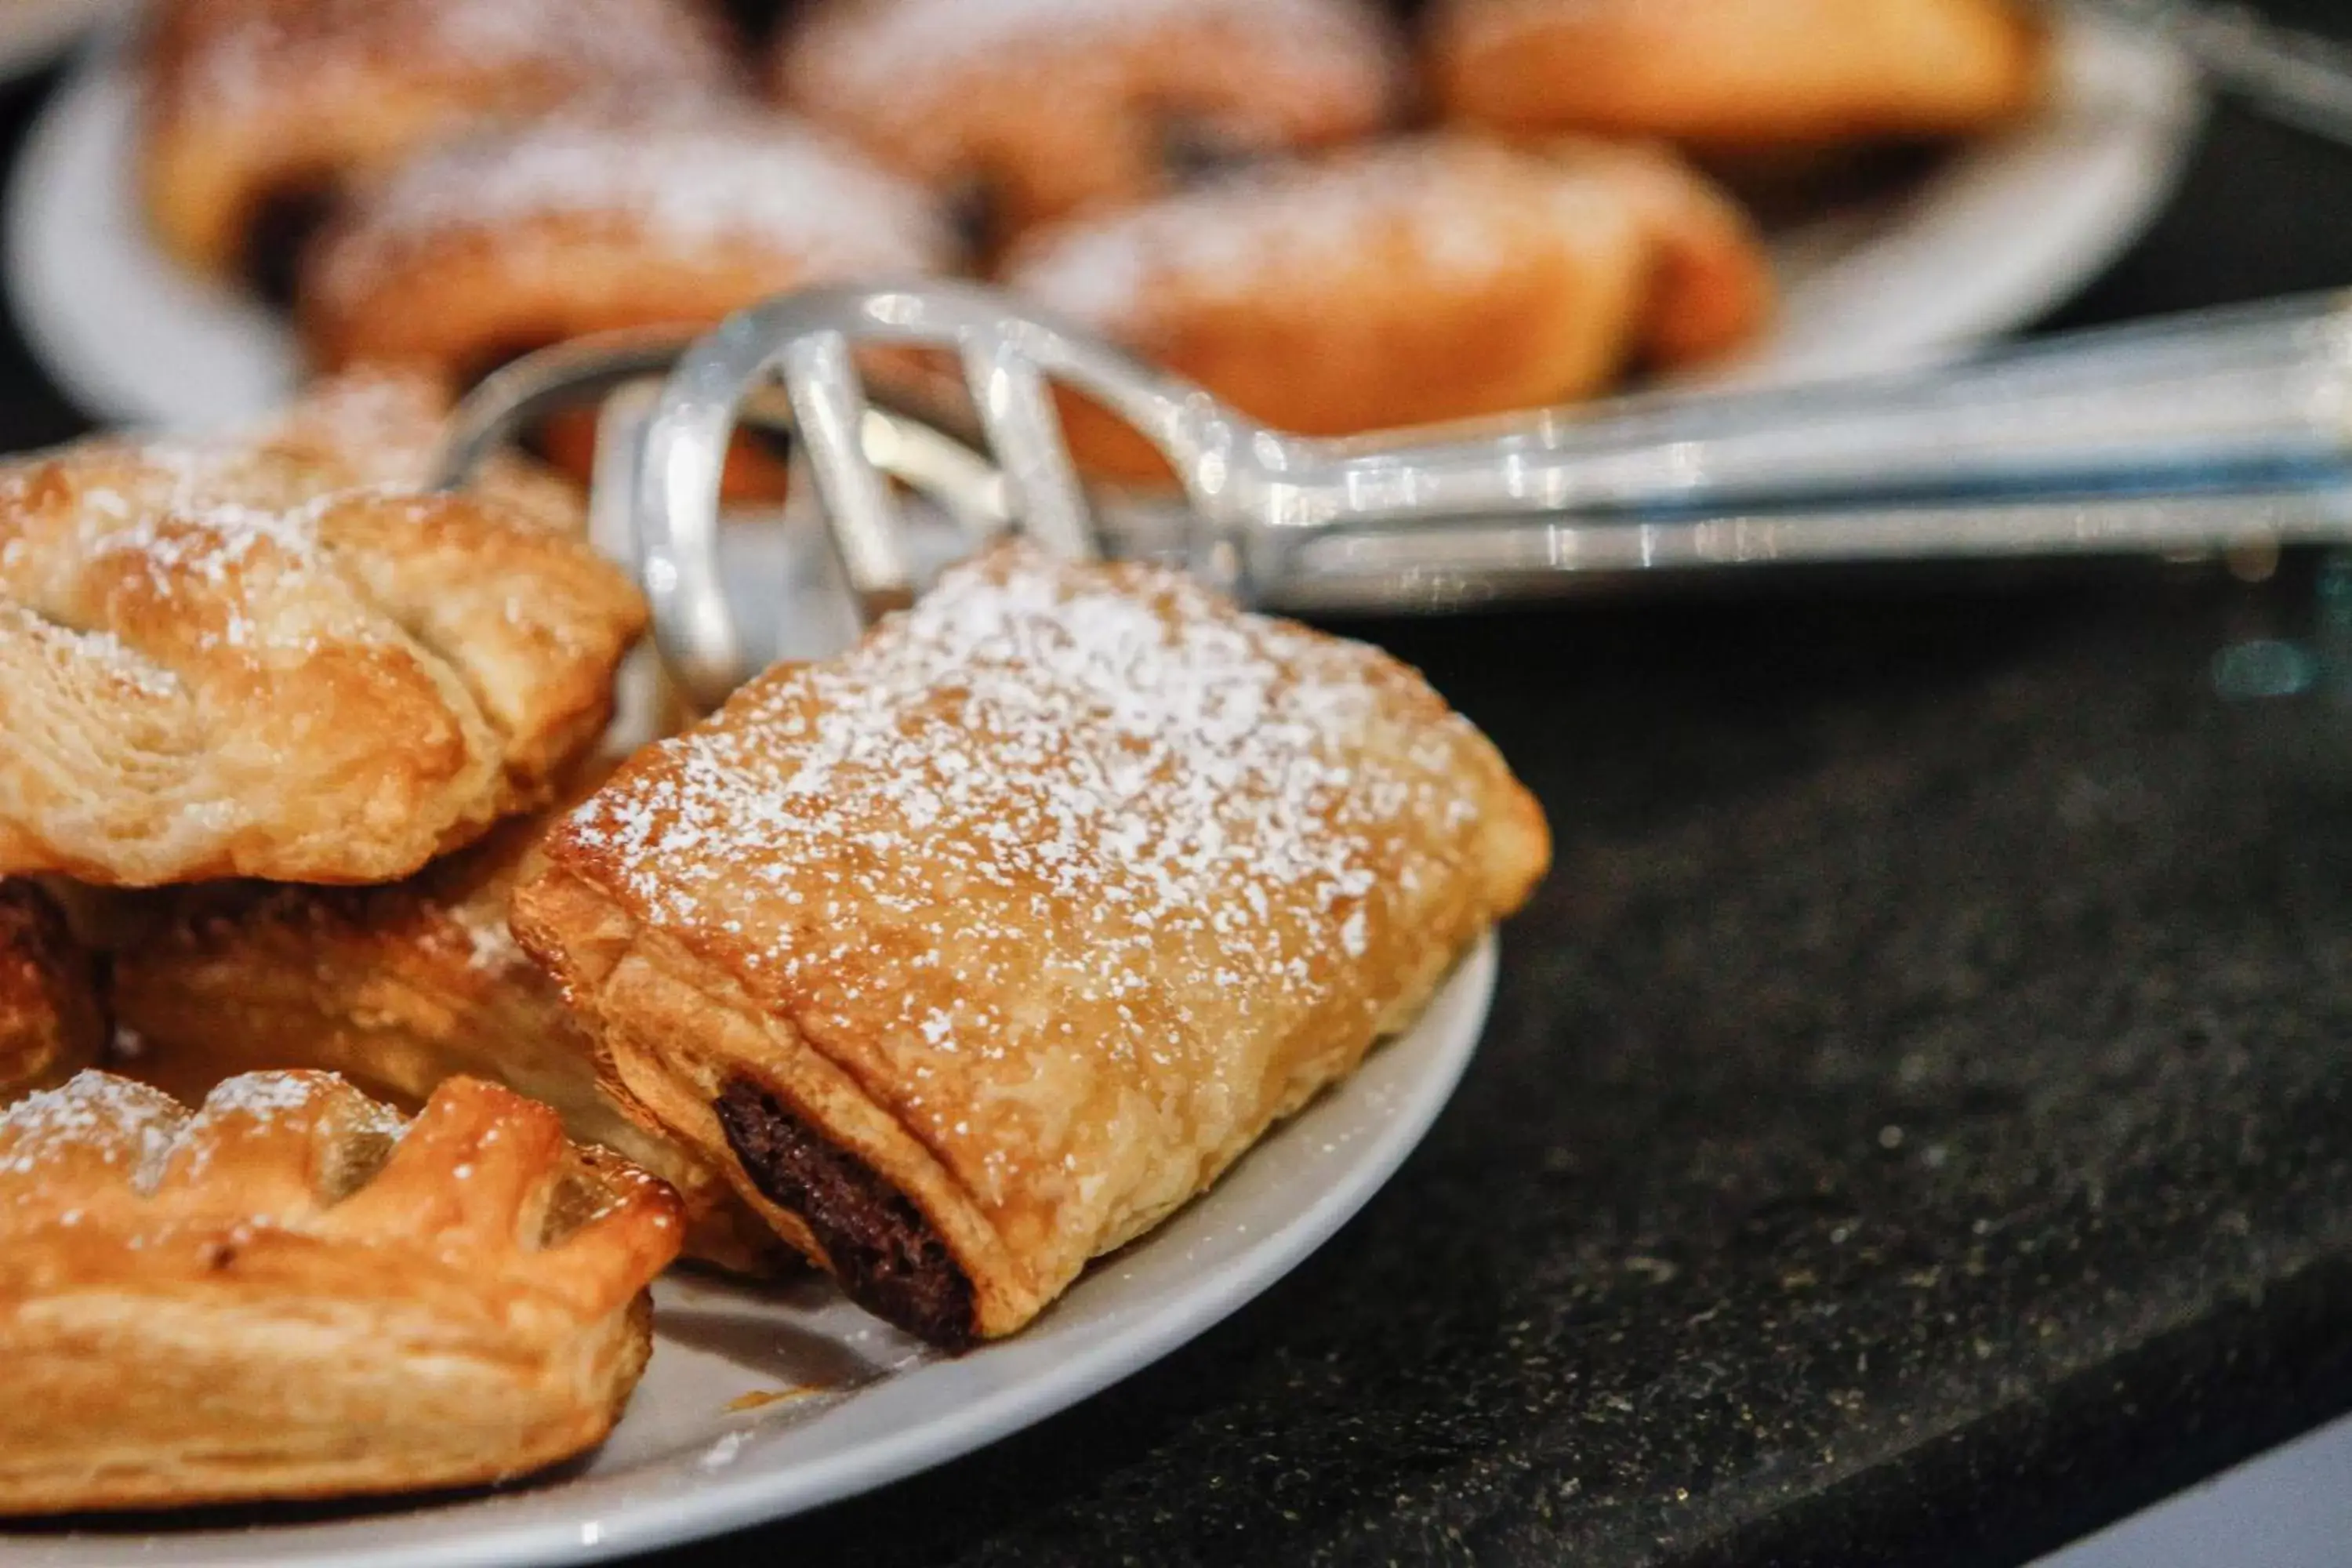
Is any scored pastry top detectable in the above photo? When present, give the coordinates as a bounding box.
[0,1070,681,1317]
[0,426,644,887]
[532,543,1547,1283]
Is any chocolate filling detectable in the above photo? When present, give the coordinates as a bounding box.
[241,183,337,309]
[715,1079,978,1351]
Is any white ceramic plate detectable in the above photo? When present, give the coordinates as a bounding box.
[9,12,2200,433]
[0,0,125,86]
[0,937,1497,1568]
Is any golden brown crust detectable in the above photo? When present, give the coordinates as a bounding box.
[1428,0,2050,148]
[774,0,1403,249]
[298,111,953,382]
[0,1071,681,1513]
[513,544,1550,1343]
[0,882,104,1104]
[1003,137,1651,477]
[0,423,644,887]
[140,0,739,281]
[108,799,782,1275]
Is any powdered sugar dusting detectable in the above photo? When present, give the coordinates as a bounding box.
[202,1072,331,1122]
[557,545,1487,1112]
[787,0,1395,113]
[317,112,951,305]
[2,1072,417,1203]
[173,0,734,119]
[0,1072,187,1185]
[448,897,526,974]
[1007,137,1626,327]
[256,368,452,490]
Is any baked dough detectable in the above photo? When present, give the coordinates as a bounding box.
[0,882,103,1104]
[512,543,1549,1346]
[1002,136,1655,477]
[1428,0,2049,147]
[0,1069,680,1512]
[109,801,782,1275]
[1534,136,1777,370]
[0,420,645,887]
[299,109,953,384]
[141,0,738,289]
[775,0,1401,250]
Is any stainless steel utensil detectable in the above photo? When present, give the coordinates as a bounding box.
[434,282,2352,712]
[2092,0,2352,149]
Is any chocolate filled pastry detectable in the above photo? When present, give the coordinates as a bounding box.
[512,543,1550,1347]
[299,110,954,385]
[141,0,739,293]
[774,0,1403,252]
[0,1070,681,1513]
[109,797,782,1275]
[1428,0,2049,148]
[0,882,104,1103]
[1002,136,1655,479]
[0,419,645,887]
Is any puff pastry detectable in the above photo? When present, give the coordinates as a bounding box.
[1002,137,1654,477]
[299,109,953,384]
[110,803,781,1275]
[0,882,103,1104]
[774,0,1401,250]
[1428,0,2048,147]
[0,1069,680,1512]
[0,422,645,887]
[513,543,1549,1346]
[141,0,738,289]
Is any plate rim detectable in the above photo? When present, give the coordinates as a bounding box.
[0,936,1499,1568]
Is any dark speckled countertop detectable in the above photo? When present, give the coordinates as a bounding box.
[6,9,2352,1563]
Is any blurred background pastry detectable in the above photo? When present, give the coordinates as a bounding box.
[0,880,103,1104]
[1427,0,2049,148]
[774,0,1404,256]
[141,0,739,299]
[1003,136,1769,479]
